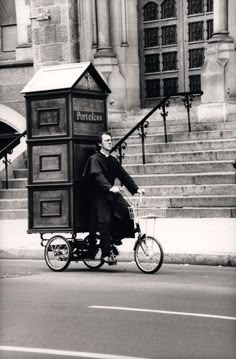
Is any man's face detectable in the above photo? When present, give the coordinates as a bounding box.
[100,133,112,152]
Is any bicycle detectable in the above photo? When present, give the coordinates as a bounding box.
[43,188,166,274]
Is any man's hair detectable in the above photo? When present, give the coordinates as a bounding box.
[96,131,112,151]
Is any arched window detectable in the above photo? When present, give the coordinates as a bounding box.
[161,0,176,19]
[143,2,158,22]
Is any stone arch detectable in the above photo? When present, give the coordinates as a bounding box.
[0,104,26,133]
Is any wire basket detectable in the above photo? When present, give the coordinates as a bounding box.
[128,206,167,220]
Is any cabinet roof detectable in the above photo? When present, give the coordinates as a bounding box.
[21,62,111,94]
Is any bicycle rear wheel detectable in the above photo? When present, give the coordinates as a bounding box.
[134,236,164,274]
[44,235,72,272]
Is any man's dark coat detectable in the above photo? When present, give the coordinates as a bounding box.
[82,152,139,241]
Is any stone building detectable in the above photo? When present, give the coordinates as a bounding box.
[1,0,235,129]
[0,0,236,262]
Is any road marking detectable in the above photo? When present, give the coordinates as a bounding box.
[89,305,236,321]
[0,346,151,359]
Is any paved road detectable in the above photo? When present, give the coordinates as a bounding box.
[0,260,236,359]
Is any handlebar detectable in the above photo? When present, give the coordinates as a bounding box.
[118,186,144,207]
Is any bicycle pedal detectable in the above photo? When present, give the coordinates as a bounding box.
[108,261,117,266]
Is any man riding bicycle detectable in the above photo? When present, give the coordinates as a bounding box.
[82,131,145,264]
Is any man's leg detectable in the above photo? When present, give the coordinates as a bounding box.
[96,200,117,263]
[98,222,112,257]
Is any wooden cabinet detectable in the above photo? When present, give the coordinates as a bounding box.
[22,62,111,233]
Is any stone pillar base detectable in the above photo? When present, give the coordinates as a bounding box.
[198,102,236,123]
[199,39,236,123]
[94,57,126,112]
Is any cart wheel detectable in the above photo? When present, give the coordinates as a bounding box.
[134,236,164,274]
[82,235,104,270]
[44,235,72,272]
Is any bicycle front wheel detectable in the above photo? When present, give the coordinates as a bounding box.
[134,236,164,274]
[44,235,72,272]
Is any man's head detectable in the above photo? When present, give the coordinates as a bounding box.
[96,131,113,154]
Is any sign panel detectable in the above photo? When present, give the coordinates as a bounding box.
[72,97,105,136]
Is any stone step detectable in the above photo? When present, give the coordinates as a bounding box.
[0,199,27,210]
[137,195,236,208]
[140,184,236,196]
[123,149,236,164]
[111,120,236,136]
[166,207,236,218]
[113,129,236,145]
[2,179,27,189]
[131,173,236,186]
[14,169,27,178]
[0,207,235,219]
[110,115,199,130]
[124,160,233,175]
[0,209,27,220]
[125,139,236,154]
[0,189,27,199]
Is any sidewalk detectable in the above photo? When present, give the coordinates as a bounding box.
[0,218,236,266]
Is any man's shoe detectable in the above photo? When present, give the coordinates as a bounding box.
[113,239,123,246]
[110,245,119,256]
[101,255,117,265]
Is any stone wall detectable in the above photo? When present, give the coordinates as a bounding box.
[0,65,34,119]
[30,0,79,69]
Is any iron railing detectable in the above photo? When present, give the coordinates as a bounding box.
[111,91,203,164]
[0,130,27,189]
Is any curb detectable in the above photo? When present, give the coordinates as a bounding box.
[1,249,236,266]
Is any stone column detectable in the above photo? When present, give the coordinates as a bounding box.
[79,0,94,62]
[198,0,236,122]
[94,0,116,58]
[15,0,32,61]
[209,0,233,42]
[93,0,127,113]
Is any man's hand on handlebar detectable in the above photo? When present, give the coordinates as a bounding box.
[109,186,121,193]
[137,188,145,195]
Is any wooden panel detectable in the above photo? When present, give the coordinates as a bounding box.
[30,97,67,137]
[72,97,105,136]
[30,143,69,183]
[31,189,70,229]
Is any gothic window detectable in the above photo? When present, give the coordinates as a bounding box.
[162,25,177,45]
[207,0,213,12]
[145,79,161,98]
[144,28,159,47]
[189,75,201,93]
[143,2,158,22]
[189,21,204,42]
[188,0,204,15]
[161,0,176,19]
[189,48,204,68]
[145,54,160,73]
[163,78,178,96]
[162,52,177,71]
[207,19,213,39]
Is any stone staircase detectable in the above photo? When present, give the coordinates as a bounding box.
[110,106,236,218]
[0,105,236,219]
[0,153,27,220]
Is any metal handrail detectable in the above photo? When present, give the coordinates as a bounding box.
[111,91,203,164]
[0,130,27,189]
[111,95,171,164]
[0,130,27,160]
